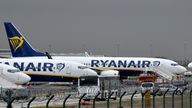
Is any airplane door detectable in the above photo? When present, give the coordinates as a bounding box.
[0,67,3,75]
[66,64,71,75]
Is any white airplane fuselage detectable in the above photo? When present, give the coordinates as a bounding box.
[54,57,187,77]
[0,63,31,84]
[14,56,187,78]
[0,58,97,82]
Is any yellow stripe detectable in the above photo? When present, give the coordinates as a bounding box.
[24,72,79,78]
[127,76,138,78]
[94,67,144,71]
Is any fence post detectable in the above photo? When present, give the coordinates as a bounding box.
[2,89,14,108]
[93,92,100,108]
[131,90,137,108]
[180,88,187,108]
[118,91,126,108]
[7,98,15,108]
[190,89,192,108]
[27,97,36,108]
[78,93,86,108]
[63,94,71,108]
[107,92,114,108]
[163,89,169,108]
[141,90,149,108]
[152,89,159,108]
[172,88,178,108]
[46,95,54,108]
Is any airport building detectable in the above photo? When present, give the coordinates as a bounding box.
[0,49,11,57]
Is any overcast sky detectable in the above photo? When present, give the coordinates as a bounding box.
[0,0,192,59]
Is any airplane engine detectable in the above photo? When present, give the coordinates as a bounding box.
[184,71,192,76]
[100,70,119,76]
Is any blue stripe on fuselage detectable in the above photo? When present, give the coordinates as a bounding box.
[118,70,143,78]
[28,74,78,82]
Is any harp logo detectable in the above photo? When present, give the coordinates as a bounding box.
[9,36,24,52]
[56,63,65,72]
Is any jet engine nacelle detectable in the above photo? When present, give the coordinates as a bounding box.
[184,71,192,76]
[100,70,119,76]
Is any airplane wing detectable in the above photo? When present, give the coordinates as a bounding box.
[90,68,119,76]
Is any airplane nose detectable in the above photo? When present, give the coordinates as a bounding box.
[180,66,187,72]
[176,66,187,74]
[17,72,31,84]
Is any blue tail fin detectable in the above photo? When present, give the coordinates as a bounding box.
[4,22,46,57]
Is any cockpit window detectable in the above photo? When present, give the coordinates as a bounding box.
[78,66,88,69]
[7,69,20,73]
[171,63,179,66]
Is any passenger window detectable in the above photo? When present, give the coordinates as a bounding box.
[78,66,88,69]
[7,69,20,73]
[171,63,178,66]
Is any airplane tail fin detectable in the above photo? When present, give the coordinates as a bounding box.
[4,22,46,57]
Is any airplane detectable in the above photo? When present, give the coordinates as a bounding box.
[3,22,187,79]
[188,62,192,69]
[183,62,192,76]
[0,63,31,85]
[187,62,192,72]
[0,57,97,82]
